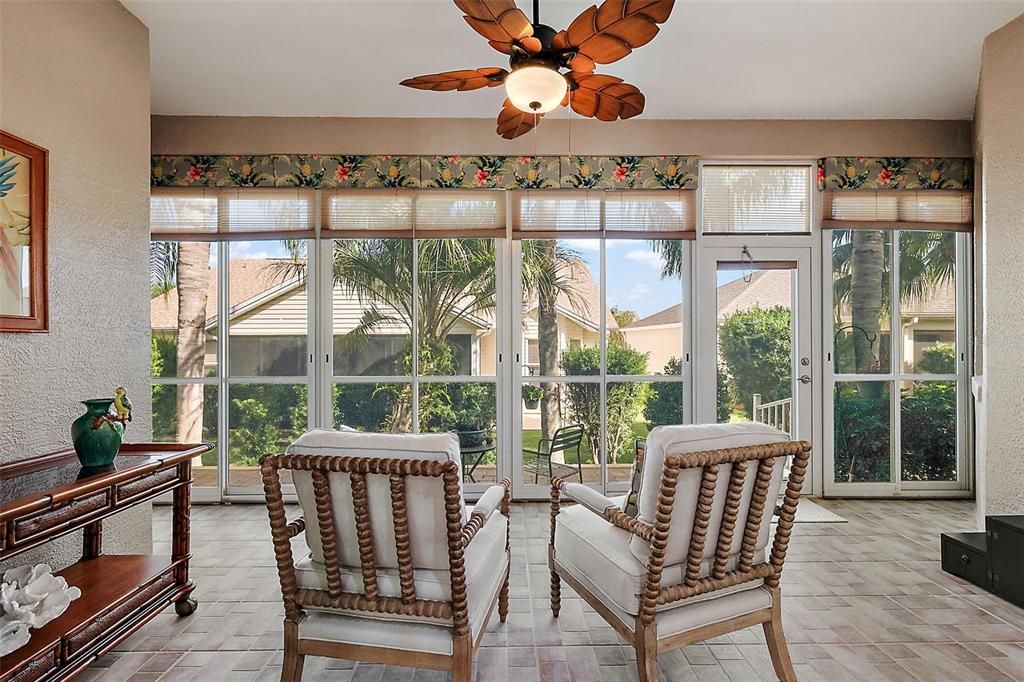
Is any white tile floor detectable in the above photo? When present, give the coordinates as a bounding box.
[80,498,1024,681]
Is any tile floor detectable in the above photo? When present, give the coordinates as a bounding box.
[80,498,1024,681]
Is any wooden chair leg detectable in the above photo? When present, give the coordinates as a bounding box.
[550,568,561,618]
[452,634,473,682]
[634,618,658,682]
[762,593,796,682]
[281,621,305,682]
[499,572,510,623]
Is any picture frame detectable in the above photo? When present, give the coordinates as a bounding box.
[0,130,48,332]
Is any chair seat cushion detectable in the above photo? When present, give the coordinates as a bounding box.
[295,509,508,627]
[553,504,764,617]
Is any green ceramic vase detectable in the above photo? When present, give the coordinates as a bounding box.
[71,399,124,467]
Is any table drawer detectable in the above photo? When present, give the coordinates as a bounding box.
[64,570,175,660]
[1,644,58,682]
[12,491,110,543]
[941,532,989,588]
[116,467,180,502]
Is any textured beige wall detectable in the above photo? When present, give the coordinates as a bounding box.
[152,116,972,157]
[975,11,1024,520]
[0,1,153,568]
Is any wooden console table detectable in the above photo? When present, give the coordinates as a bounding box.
[0,442,210,682]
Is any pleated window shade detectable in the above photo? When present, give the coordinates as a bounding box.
[513,190,602,237]
[150,188,218,235]
[702,165,812,234]
[223,188,315,235]
[322,190,413,236]
[604,190,696,237]
[151,188,315,238]
[512,189,695,238]
[411,190,505,237]
[823,190,973,231]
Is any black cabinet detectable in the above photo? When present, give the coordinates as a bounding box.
[987,516,1024,608]
[941,532,989,588]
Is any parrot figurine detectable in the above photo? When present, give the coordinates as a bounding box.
[113,386,133,423]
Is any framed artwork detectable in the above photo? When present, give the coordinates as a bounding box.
[0,131,48,332]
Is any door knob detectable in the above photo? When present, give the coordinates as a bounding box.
[798,375,811,384]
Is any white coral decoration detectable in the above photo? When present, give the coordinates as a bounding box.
[0,564,82,656]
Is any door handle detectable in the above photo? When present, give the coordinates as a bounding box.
[798,375,811,384]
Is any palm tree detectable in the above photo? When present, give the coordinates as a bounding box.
[831,229,956,374]
[520,240,585,442]
[150,240,212,443]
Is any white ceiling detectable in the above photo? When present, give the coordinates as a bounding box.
[125,0,1024,120]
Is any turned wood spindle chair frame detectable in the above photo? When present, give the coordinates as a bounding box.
[261,453,511,682]
[549,439,811,682]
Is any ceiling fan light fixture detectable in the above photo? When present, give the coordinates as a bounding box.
[504,65,567,114]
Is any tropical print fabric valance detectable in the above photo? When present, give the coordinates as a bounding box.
[817,157,972,191]
[151,154,701,190]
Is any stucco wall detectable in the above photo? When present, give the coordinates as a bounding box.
[0,1,153,568]
[975,11,1024,520]
[152,116,972,158]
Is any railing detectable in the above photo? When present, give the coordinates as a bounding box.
[752,394,792,435]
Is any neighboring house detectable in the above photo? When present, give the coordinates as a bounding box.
[622,269,956,373]
[151,258,611,379]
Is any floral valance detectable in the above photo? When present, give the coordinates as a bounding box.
[817,157,972,191]
[150,154,700,190]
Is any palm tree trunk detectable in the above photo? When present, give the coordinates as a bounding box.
[537,243,561,445]
[175,241,211,444]
[850,230,884,397]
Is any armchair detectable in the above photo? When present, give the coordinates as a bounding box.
[261,429,511,682]
[548,422,810,682]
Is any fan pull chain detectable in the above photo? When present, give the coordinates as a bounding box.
[566,88,573,160]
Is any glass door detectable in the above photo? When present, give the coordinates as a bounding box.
[824,229,970,496]
[694,245,814,484]
[511,238,688,499]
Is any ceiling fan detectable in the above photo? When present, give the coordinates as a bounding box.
[400,0,675,139]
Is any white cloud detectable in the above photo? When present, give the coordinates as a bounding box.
[626,283,651,300]
[625,250,666,270]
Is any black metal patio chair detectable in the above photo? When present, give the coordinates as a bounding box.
[522,424,585,484]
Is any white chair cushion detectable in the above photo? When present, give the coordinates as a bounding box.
[631,422,788,566]
[288,429,467,570]
[554,504,764,617]
[295,508,508,627]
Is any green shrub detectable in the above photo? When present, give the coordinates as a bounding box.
[917,342,956,374]
[229,398,280,466]
[719,306,792,418]
[833,384,890,483]
[562,344,651,463]
[645,358,682,428]
[901,381,956,481]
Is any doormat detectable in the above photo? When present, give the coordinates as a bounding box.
[791,498,847,523]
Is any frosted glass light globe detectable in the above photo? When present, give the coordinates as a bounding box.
[505,66,567,114]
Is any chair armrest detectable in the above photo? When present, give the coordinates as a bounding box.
[463,478,511,547]
[558,481,619,516]
[550,478,654,541]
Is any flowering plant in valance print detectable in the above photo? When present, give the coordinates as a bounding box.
[327,155,367,188]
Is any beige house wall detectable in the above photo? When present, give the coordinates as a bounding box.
[621,325,683,375]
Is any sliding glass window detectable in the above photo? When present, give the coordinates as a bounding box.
[829,228,968,491]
